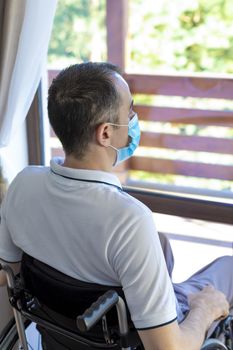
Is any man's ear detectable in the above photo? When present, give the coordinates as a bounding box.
[95,123,113,147]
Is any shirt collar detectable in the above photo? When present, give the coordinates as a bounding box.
[50,157,122,190]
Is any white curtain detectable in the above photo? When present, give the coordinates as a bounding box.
[0,0,57,147]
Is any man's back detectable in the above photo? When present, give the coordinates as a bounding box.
[0,156,177,330]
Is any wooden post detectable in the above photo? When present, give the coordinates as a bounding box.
[106,0,130,183]
[106,0,128,71]
[26,82,45,165]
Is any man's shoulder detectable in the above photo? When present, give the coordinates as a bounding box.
[1,166,50,216]
[20,165,50,176]
[15,165,50,182]
[112,188,152,217]
[7,166,50,196]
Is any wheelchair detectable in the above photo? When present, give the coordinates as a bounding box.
[0,253,232,350]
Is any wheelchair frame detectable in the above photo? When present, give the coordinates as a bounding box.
[0,261,133,350]
[0,260,231,350]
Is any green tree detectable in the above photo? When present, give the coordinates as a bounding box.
[49,0,233,74]
[48,0,106,67]
[128,0,233,73]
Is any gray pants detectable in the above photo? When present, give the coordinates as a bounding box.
[159,232,233,327]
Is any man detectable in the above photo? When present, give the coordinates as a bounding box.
[0,62,232,350]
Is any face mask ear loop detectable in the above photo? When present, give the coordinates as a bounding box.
[109,145,118,152]
[108,145,119,166]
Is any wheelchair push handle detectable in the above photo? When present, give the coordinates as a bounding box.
[77,290,119,332]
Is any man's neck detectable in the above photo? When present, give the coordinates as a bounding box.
[62,154,112,172]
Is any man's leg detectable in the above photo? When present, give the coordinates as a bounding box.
[173,256,233,332]
[158,234,233,330]
[174,256,233,306]
[158,232,174,278]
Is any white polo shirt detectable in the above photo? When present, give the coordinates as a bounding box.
[0,157,177,329]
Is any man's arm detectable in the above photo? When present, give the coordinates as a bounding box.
[138,285,229,350]
[0,261,21,286]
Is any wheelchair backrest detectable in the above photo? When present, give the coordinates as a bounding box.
[21,253,131,326]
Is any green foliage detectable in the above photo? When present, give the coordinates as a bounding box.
[129,0,233,73]
[48,0,233,73]
[48,0,106,67]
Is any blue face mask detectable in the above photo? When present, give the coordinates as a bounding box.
[109,113,141,166]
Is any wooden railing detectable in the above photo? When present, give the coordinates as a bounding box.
[124,73,233,182]
[125,186,233,224]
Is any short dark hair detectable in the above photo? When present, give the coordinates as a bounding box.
[48,62,122,158]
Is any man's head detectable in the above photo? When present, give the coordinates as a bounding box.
[48,62,123,159]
